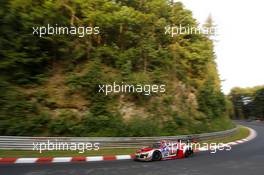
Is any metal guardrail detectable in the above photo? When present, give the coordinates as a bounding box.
[0,127,238,150]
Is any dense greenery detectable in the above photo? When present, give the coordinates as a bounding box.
[229,86,264,119]
[0,0,232,136]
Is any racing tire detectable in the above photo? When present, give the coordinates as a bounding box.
[152,151,162,161]
[184,149,193,158]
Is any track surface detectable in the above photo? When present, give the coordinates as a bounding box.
[1,121,263,175]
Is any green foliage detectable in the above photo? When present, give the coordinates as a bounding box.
[253,88,264,118]
[67,60,112,116]
[0,80,50,135]
[48,110,81,136]
[125,116,160,136]
[81,112,125,136]
[0,0,231,136]
[197,78,226,118]
[229,86,264,119]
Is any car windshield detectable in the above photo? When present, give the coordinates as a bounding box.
[152,143,161,148]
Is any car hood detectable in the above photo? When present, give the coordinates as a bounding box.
[136,147,154,153]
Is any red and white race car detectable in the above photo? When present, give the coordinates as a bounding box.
[134,140,194,161]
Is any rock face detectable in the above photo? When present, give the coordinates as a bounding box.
[0,0,232,136]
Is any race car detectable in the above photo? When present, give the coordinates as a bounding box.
[134,139,194,161]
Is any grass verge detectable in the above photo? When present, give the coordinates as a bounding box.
[199,125,250,144]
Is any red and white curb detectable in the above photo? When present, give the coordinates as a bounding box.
[225,127,257,146]
[0,155,135,164]
[0,127,257,164]
[197,126,257,152]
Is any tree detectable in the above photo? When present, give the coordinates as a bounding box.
[0,0,231,136]
[229,86,264,119]
[203,14,217,40]
[198,77,226,119]
[253,88,264,119]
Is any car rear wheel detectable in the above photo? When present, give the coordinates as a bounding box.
[152,151,162,161]
[184,149,193,157]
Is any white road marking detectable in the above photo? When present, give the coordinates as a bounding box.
[15,158,38,163]
[86,156,103,161]
[52,157,72,163]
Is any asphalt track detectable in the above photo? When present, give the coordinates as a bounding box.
[1,121,263,175]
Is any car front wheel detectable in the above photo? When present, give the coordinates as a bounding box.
[152,151,162,161]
